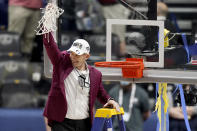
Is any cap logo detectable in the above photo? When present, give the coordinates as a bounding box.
[86,47,90,52]
[73,42,82,49]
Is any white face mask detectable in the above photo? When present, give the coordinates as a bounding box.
[120,81,130,86]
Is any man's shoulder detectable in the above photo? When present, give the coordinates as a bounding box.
[136,85,145,93]
[136,85,149,98]
[88,65,102,75]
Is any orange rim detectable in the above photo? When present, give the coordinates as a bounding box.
[94,58,144,78]
[95,61,142,68]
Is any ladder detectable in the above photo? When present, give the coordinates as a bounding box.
[91,107,126,131]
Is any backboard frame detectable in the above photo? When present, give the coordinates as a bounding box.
[106,19,164,68]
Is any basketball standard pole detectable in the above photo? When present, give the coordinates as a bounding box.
[43,0,58,78]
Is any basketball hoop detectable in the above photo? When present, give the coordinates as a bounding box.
[95,58,144,78]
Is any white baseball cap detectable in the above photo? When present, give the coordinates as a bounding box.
[68,39,90,55]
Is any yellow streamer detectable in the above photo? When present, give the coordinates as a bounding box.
[164,29,170,47]
[154,83,169,131]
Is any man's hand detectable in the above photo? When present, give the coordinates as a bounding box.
[186,106,194,117]
[169,107,184,119]
[103,100,120,112]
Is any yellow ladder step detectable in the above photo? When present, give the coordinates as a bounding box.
[95,107,124,118]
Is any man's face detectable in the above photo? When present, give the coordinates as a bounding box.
[120,81,132,90]
[70,51,90,69]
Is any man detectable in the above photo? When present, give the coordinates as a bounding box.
[8,0,42,58]
[157,2,178,45]
[157,2,176,33]
[109,81,150,131]
[168,84,197,131]
[43,32,120,131]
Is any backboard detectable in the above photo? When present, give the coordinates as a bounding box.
[106,19,164,68]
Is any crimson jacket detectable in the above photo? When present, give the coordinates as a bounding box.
[43,33,110,125]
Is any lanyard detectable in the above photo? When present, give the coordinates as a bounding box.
[119,83,136,121]
[75,68,90,89]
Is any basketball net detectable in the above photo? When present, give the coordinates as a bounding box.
[35,3,64,35]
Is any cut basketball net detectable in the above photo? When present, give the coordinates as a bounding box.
[95,58,144,78]
[35,3,64,36]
